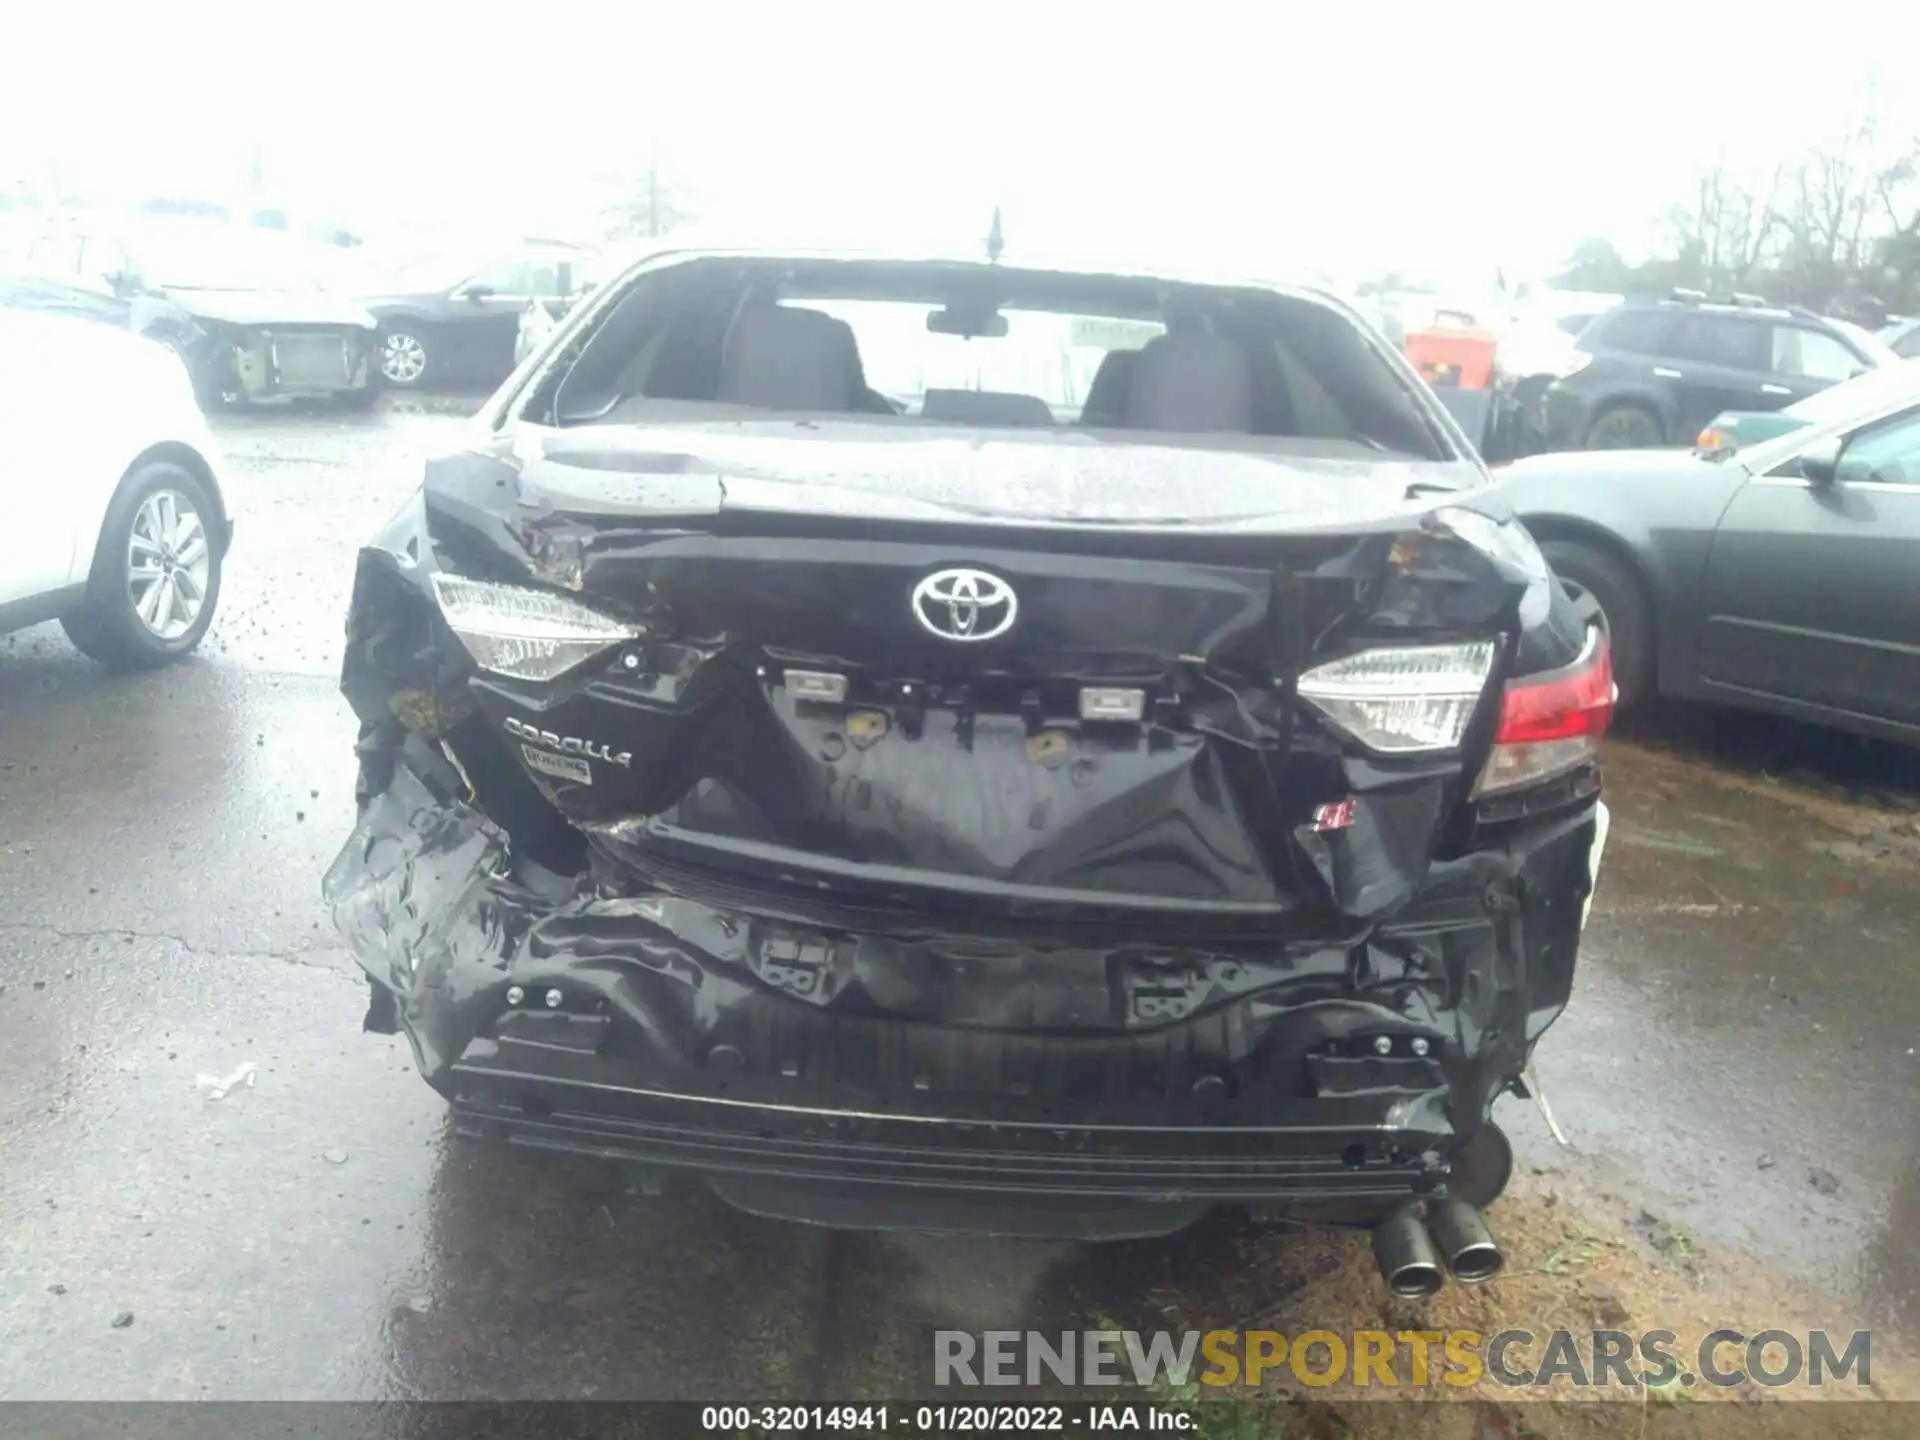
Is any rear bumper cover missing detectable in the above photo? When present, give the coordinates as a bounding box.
[325,743,1600,1236]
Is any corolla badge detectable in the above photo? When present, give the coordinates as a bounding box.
[504,717,632,767]
[911,568,1018,642]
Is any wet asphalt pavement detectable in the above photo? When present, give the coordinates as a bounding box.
[0,407,1915,1400]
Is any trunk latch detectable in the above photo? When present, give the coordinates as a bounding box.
[1122,959,1207,1023]
[753,932,836,1004]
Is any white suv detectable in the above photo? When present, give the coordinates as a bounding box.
[0,307,233,666]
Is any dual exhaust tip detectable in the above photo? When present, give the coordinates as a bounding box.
[1371,1198,1503,1297]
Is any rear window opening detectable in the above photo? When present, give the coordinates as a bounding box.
[524,257,1450,461]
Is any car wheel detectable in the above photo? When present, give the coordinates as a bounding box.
[1539,539,1652,709]
[1583,404,1663,449]
[60,461,223,670]
[378,326,431,388]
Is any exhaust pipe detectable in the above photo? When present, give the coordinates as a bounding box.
[1371,1206,1445,1298]
[1425,1197,1504,1284]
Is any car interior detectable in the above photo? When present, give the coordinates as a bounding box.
[532,259,1450,458]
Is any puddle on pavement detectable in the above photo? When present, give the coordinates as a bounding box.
[1494,734,1920,1366]
[1609,826,1726,860]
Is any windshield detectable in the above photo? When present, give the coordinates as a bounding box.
[801,300,1166,417]
[127,222,323,292]
[1827,317,1901,368]
[541,259,1455,461]
[1780,356,1920,427]
[1882,318,1920,358]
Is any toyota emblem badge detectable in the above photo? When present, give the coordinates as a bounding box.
[911,568,1018,642]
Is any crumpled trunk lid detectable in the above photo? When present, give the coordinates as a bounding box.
[417,426,1533,927]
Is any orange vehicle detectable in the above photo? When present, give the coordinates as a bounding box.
[1402,318,1499,391]
[1400,315,1499,448]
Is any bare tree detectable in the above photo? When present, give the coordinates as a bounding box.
[1605,87,1920,316]
[1662,163,1781,286]
[1554,238,1633,292]
[1779,112,1877,268]
[602,163,696,242]
[1781,88,1916,264]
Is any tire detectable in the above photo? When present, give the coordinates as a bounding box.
[1539,538,1653,709]
[1583,403,1664,450]
[60,461,224,670]
[377,324,431,388]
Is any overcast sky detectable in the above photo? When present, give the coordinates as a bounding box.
[5,1,1915,292]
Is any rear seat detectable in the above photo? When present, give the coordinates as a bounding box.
[716,305,865,410]
[1121,333,1256,432]
[1079,349,1140,426]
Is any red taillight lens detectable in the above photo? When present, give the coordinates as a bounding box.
[1495,631,1614,743]
[1473,629,1614,797]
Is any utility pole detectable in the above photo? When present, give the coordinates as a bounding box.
[242,144,266,197]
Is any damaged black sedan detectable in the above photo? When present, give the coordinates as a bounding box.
[5,216,378,408]
[324,249,1613,1289]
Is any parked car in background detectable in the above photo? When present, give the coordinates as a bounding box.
[1491,294,1622,384]
[1,216,379,408]
[326,248,1611,1271]
[0,307,233,666]
[1880,315,1920,359]
[360,241,597,389]
[1498,289,1623,338]
[1485,300,1623,460]
[1689,406,1812,454]
[133,196,363,249]
[1496,360,1920,735]
[1532,291,1898,451]
[1693,357,1920,453]
[1354,294,1486,348]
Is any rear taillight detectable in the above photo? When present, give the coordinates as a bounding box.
[1473,627,1613,797]
[430,573,643,681]
[1296,641,1496,753]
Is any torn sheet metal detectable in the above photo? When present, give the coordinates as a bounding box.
[323,363,1605,1230]
[325,730,1599,1225]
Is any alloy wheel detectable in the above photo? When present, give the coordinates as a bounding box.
[126,488,211,641]
[380,332,427,385]
[1587,410,1661,449]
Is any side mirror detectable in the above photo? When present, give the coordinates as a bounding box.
[459,283,494,302]
[1797,434,1843,487]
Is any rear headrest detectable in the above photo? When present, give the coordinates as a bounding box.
[919,388,1056,426]
[1121,333,1256,432]
[1079,349,1140,425]
[717,304,860,410]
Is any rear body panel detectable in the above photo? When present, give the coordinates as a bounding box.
[325,416,1602,1235]
[130,289,378,402]
[227,323,374,399]
[328,738,1597,1236]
